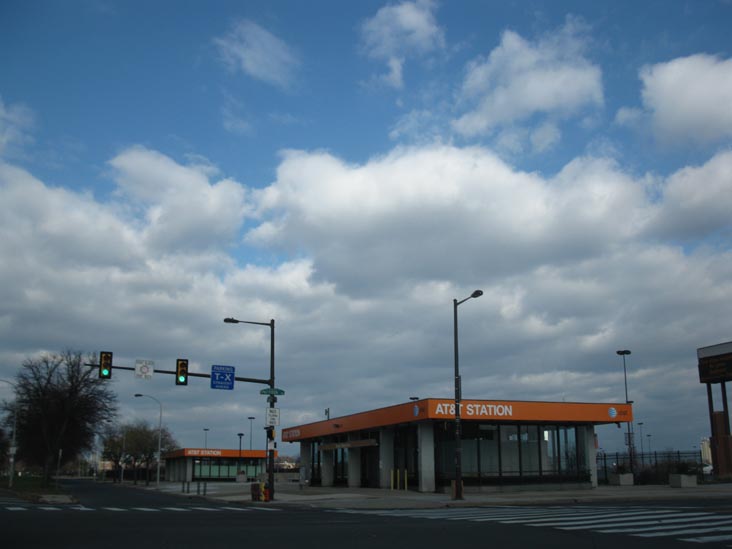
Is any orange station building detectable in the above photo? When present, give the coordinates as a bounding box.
[282,398,632,492]
[164,448,273,482]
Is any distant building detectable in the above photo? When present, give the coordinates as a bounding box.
[701,437,712,464]
[164,448,275,482]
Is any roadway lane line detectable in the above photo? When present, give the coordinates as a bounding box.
[161,507,190,512]
[219,507,251,512]
[5,507,28,511]
[189,507,220,511]
[131,507,160,512]
[101,507,127,511]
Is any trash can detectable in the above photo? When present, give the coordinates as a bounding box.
[262,483,270,502]
[250,482,261,502]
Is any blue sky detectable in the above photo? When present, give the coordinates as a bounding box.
[1,0,732,456]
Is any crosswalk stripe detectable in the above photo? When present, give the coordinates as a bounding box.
[558,515,718,531]
[680,533,732,543]
[102,507,127,511]
[189,507,220,511]
[333,504,732,545]
[501,509,680,525]
[131,507,160,512]
[70,505,95,511]
[637,525,732,538]
[249,507,282,512]
[6,506,27,511]
[597,516,732,534]
[219,506,250,512]
[38,506,61,511]
[161,507,189,512]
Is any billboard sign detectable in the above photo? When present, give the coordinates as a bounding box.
[698,341,732,383]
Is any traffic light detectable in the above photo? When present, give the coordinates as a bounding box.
[175,359,188,386]
[99,351,113,379]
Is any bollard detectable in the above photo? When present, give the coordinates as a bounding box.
[203,481,207,496]
[196,481,201,495]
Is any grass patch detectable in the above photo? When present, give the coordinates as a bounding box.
[6,476,67,501]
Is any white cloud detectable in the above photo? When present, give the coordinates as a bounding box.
[109,146,249,253]
[453,20,603,138]
[638,54,732,144]
[247,145,647,294]
[214,20,299,89]
[647,150,732,240]
[530,122,561,153]
[360,0,445,89]
[2,143,731,453]
[0,96,34,158]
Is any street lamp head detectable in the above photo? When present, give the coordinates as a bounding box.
[248,416,255,420]
[224,317,239,323]
[470,289,484,299]
[134,393,143,397]
[616,349,631,356]
[237,432,244,437]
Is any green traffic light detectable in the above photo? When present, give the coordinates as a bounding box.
[102,368,110,376]
[178,375,186,383]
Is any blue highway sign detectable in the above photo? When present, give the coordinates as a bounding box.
[210,365,235,390]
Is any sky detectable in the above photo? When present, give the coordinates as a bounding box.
[1,0,731,458]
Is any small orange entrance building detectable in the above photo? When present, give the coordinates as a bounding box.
[282,398,632,492]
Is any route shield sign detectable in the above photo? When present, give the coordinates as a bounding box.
[135,359,154,380]
[210,365,235,390]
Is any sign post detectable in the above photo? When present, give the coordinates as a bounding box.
[698,341,732,478]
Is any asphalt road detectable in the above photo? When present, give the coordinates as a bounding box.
[1,480,731,548]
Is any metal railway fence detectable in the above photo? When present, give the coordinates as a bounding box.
[596,450,709,484]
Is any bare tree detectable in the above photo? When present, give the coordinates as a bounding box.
[7,350,117,486]
[104,420,177,485]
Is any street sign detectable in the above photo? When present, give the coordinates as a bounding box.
[265,407,280,426]
[260,387,285,396]
[135,359,155,380]
[210,365,235,390]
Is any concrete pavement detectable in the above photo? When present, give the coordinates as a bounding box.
[184,480,732,509]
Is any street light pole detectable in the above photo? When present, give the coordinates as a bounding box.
[134,393,162,487]
[616,350,633,471]
[203,428,209,449]
[0,379,17,489]
[638,422,644,465]
[224,317,276,501]
[453,289,483,500]
[248,417,255,450]
[237,432,244,475]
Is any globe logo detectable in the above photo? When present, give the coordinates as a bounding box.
[608,407,618,419]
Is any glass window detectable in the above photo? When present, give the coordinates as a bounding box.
[478,425,500,476]
[520,425,540,475]
[559,426,578,475]
[541,426,559,475]
[500,425,519,476]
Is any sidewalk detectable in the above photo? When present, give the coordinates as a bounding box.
[192,481,732,509]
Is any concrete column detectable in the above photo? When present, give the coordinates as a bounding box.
[185,457,193,482]
[581,425,598,488]
[321,449,335,487]
[417,422,436,492]
[348,435,362,488]
[379,429,394,488]
[299,442,312,485]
